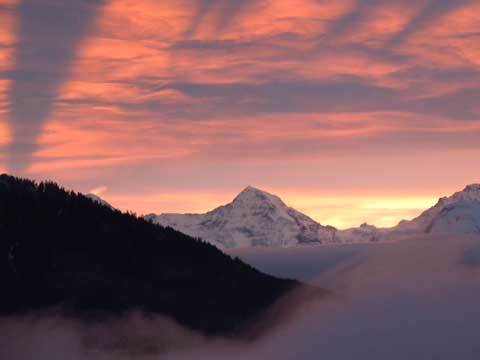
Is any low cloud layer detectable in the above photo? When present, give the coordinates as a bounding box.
[2,236,480,359]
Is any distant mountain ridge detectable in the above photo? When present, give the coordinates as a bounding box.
[147,184,480,248]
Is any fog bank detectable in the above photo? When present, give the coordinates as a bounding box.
[3,236,480,359]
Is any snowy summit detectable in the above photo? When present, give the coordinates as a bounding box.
[393,184,480,235]
[146,186,337,248]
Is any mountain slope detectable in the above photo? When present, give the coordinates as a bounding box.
[0,174,309,336]
[393,184,480,235]
[426,201,480,235]
[146,186,338,248]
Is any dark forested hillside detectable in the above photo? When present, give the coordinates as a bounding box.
[0,174,304,335]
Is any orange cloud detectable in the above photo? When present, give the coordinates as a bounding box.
[347,2,419,45]
[3,0,479,227]
[27,116,193,175]
[0,0,16,170]
[223,0,354,38]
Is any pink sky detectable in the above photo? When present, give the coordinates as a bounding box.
[0,0,479,228]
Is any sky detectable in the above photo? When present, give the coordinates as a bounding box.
[0,0,479,228]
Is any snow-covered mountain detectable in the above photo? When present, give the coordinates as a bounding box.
[393,184,480,236]
[146,184,480,248]
[426,201,480,235]
[146,186,339,248]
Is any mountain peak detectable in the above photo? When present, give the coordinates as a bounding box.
[240,185,267,194]
[150,186,338,248]
[449,183,480,203]
[233,186,282,204]
[463,184,480,192]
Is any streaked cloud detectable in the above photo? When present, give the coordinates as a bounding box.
[387,0,474,48]
[6,0,104,173]
[0,0,478,227]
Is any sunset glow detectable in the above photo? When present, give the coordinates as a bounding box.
[106,190,438,229]
[1,0,479,228]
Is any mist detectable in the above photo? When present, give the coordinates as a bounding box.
[2,236,480,359]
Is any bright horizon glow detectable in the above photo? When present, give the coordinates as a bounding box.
[101,189,439,230]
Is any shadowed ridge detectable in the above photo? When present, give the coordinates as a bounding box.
[0,174,308,336]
